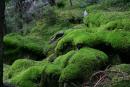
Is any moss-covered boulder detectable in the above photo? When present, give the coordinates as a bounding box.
[55,28,130,64]
[60,48,108,82]
[4,59,49,87]
[40,50,75,87]
[40,47,108,87]
[4,47,108,87]
[9,66,44,87]
[56,29,130,53]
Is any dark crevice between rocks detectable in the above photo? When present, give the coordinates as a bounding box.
[32,75,41,87]
[21,48,46,61]
[57,41,74,55]
[67,17,83,24]
[91,43,130,64]
[40,70,59,87]
[59,42,130,64]
[50,31,64,44]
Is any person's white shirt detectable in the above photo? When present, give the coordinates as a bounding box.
[84,10,88,17]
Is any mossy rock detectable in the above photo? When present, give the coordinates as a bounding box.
[3,33,48,61]
[101,19,130,31]
[40,51,75,86]
[60,47,108,82]
[40,48,108,86]
[4,33,23,47]
[7,59,37,79]
[4,59,49,87]
[4,33,44,54]
[9,66,45,87]
[55,29,130,54]
[3,64,11,81]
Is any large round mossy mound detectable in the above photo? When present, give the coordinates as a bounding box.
[4,48,108,87]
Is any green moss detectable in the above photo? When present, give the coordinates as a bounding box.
[4,33,44,54]
[60,47,108,81]
[105,31,130,49]
[55,29,101,53]
[60,64,81,81]
[9,66,45,87]
[4,59,49,87]
[102,19,130,31]
[3,64,11,81]
[84,11,130,27]
[45,50,75,76]
[4,33,23,47]
[4,21,72,57]
[56,29,130,53]
[99,0,130,11]
[7,59,37,78]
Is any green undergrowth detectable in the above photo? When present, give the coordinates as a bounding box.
[3,64,11,81]
[60,47,108,82]
[109,64,130,74]
[84,11,130,28]
[9,66,44,87]
[4,33,47,55]
[4,1,130,87]
[40,47,108,86]
[99,0,130,11]
[56,29,130,54]
[4,48,108,87]
[86,0,130,11]
[104,64,130,87]
[4,59,49,87]
[3,24,66,62]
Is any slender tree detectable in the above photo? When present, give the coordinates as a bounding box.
[0,0,5,86]
[14,0,25,30]
[69,0,73,6]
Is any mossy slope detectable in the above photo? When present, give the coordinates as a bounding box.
[4,48,108,87]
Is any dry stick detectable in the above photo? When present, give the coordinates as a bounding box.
[90,71,105,81]
[94,75,106,87]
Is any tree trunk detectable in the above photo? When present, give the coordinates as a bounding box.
[69,0,73,6]
[15,0,24,32]
[0,0,5,86]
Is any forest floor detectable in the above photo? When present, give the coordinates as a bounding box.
[3,0,130,87]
